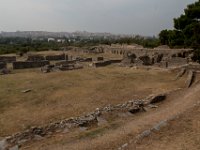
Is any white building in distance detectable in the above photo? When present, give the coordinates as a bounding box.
[48,38,55,42]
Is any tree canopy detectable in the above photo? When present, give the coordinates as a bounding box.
[159,0,200,49]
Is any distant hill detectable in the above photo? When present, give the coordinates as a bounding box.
[0,31,129,39]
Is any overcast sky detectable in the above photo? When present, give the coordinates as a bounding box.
[0,0,197,36]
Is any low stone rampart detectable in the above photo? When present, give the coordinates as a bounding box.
[92,60,111,67]
[55,60,76,66]
[0,56,16,63]
[168,57,188,67]
[93,57,104,62]
[27,55,45,61]
[45,54,67,61]
[13,61,49,69]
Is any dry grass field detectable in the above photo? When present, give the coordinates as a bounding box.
[24,75,200,150]
[0,65,186,138]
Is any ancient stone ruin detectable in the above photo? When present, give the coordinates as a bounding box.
[45,54,67,61]
[41,65,55,73]
[27,54,68,61]
[119,48,193,68]
[91,46,104,53]
[41,60,83,73]
[91,59,122,68]
[0,68,11,75]
[138,55,152,66]
[152,53,163,64]
[59,63,83,71]
[186,70,195,88]
[27,55,45,61]
[122,52,137,65]
[81,47,105,54]
[55,60,76,66]
[93,56,104,62]
[184,64,200,71]
[79,57,93,62]
[167,57,188,67]
[0,62,7,69]
[91,60,111,67]
[13,61,49,69]
[0,56,16,63]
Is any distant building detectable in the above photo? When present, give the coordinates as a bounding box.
[57,39,65,43]
[48,38,55,42]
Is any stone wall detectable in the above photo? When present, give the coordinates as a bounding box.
[109,47,193,58]
[167,57,188,67]
[55,60,76,66]
[79,57,93,62]
[2,99,145,148]
[109,59,122,63]
[27,55,45,61]
[59,64,83,71]
[80,47,105,54]
[154,61,168,68]
[13,61,49,69]
[152,53,163,64]
[45,54,67,61]
[93,57,104,62]
[92,60,111,67]
[0,56,16,63]
[122,53,137,65]
[90,47,104,53]
[184,64,200,71]
[138,55,152,66]
[0,62,7,69]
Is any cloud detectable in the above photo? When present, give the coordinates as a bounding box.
[0,0,197,35]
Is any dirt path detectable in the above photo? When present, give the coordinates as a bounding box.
[129,102,200,150]
[25,82,200,150]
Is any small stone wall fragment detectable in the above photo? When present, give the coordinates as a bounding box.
[13,61,50,69]
[186,70,195,88]
[176,68,186,79]
[0,62,7,69]
[93,57,104,62]
[0,56,16,63]
[45,54,67,61]
[92,60,111,67]
[27,55,45,61]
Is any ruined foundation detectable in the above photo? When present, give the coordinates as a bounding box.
[45,54,67,61]
[0,62,7,69]
[0,56,16,63]
[13,61,50,69]
[27,55,45,61]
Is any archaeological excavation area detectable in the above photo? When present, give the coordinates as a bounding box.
[0,45,200,150]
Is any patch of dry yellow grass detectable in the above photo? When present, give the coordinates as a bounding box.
[0,66,186,136]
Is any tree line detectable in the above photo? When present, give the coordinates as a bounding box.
[0,36,160,55]
[159,0,200,61]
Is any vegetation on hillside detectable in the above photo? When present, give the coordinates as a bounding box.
[0,37,62,54]
[0,36,159,55]
[159,0,200,61]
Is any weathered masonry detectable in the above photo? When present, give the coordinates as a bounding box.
[27,55,45,61]
[0,62,7,69]
[91,59,122,68]
[45,54,67,61]
[0,56,16,63]
[13,61,49,69]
